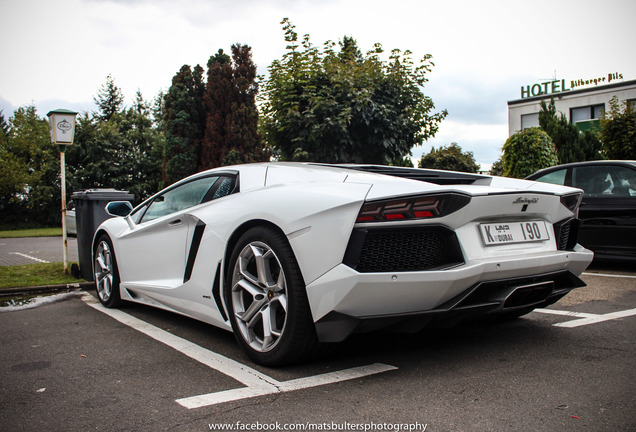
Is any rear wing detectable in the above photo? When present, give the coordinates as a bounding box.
[330,164,492,186]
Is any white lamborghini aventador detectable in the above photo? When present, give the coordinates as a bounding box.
[92,163,593,365]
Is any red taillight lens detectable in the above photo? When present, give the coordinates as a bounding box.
[356,193,470,223]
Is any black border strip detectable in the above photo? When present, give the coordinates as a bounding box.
[184,220,206,283]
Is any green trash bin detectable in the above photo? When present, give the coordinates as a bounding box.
[71,189,134,281]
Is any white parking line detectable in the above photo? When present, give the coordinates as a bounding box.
[582,272,636,279]
[535,308,636,327]
[178,363,397,408]
[80,294,397,409]
[9,252,50,263]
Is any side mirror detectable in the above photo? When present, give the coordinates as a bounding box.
[105,201,133,217]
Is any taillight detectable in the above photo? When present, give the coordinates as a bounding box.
[356,193,470,223]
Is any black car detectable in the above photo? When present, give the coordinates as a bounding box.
[526,160,636,261]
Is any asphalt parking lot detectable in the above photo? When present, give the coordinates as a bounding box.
[0,236,79,266]
[1,243,634,431]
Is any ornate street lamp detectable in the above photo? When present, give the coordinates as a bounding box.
[47,109,78,274]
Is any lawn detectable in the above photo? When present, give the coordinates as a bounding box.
[0,227,62,238]
[0,262,82,289]
[0,228,82,289]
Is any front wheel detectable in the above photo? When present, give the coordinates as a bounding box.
[226,226,319,366]
[93,235,123,308]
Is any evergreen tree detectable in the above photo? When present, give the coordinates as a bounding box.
[162,64,205,185]
[0,110,9,145]
[122,91,163,199]
[67,91,163,202]
[224,44,268,165]
[539,99,602,162]
[202,45,267,168]
[202,49,232,168]
[94,74,125,121]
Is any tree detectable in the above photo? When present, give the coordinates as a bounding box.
[490,157,504,176]
[0,106,59,227]
[162,64,206,185]
[94,74,125,121]
[501,128,558,178]
[202,46,267,168]
[223,44,268,165]
[418,142,479,173]
[201,49,232,168]
[67,90,164,203]
[600,96,636,159]
[389,156,414,167]
[0,110,9,146]
[260,18,447,164]
[122,91,164,199]
[539,99,602,162]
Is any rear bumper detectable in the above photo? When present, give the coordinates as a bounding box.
[306,245,593,342]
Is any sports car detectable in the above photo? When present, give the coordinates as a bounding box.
[92,162,593,366]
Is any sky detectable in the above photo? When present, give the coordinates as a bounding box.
[1,0,634,168]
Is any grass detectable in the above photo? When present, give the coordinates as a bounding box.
[0,227,62,238]
[0,228,84,290]
[0,262,83,289]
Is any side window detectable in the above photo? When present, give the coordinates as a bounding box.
[534,169,566,186]
[141,176,219,223]
[129,204,148,224]
[572,166,636,197]
[201,176,236,203]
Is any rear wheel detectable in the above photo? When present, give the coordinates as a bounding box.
[226,226,319,366]
[93,235,123,308]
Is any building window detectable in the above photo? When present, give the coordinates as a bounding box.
[571,104,604,124]
[521,113,539,130]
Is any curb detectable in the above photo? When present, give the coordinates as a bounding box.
[0,282,94,297]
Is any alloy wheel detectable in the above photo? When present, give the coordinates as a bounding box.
[94,240,114,302]
[231,241,288,353]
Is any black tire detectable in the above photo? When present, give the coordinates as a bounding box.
[93,235,123,308]
[225,226,319,366]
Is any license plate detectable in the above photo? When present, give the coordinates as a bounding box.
[479,221,550,246]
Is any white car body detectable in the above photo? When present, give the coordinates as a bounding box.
[92,163,593,365]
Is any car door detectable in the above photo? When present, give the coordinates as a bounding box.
[571,164,636,259]
[116,175,223,290]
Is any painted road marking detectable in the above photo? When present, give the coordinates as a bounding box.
[582,272,636,279]
[9,252,50,263]
[535,308,636,328]
[81,294,397,409]
[177,363,396,408]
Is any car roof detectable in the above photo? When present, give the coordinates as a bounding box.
[526,160,636,179]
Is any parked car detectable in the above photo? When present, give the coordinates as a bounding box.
[65,203,76,237]
[526,160,636,261]
[92,163,593,365]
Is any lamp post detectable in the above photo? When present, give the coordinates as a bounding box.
[47,109,78,274]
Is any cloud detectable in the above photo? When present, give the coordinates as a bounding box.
[413,119,508,167]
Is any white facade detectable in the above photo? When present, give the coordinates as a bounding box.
[508,79,636,136]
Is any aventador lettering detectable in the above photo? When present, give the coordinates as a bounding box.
[512,197,539,204]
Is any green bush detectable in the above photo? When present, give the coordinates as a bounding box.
[502,128,558,178]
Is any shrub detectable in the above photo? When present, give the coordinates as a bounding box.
[502,128,558,178]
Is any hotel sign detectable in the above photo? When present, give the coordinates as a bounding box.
[520,72,624,99]
[521,80,569,99]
